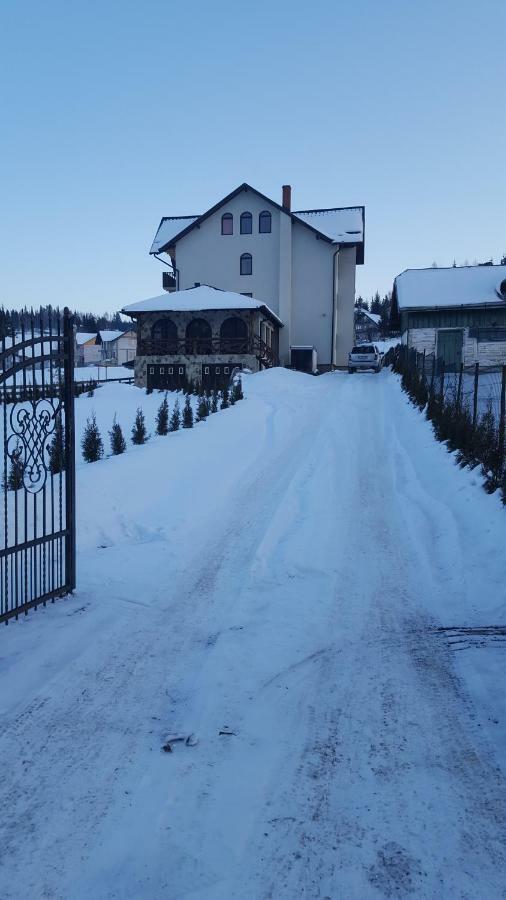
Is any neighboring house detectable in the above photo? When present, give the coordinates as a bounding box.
[391,264,506,369]
[98,329,137,365]
[75,332,97,366]
[122,285,281,389]
[146,182,365,372]
[355,308,381,342]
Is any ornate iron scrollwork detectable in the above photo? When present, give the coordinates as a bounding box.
[7,399,61,494]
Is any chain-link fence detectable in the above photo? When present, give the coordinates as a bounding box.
[385,345,506,496]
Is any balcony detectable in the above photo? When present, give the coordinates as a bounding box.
[162,271,177,292]
[137,336,278,367]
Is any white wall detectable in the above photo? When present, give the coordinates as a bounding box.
[291,221,335,367]
[335,247,356,368]
[172,186,358,369]
[176,189,281,313]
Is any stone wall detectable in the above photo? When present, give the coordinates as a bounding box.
[133,308,268,386]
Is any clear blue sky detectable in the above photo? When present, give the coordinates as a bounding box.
[1,0,505,314]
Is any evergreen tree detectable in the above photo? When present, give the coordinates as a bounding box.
[81,414,104,463]
[196,395,209,422]
[182,395,194,428]
[131,407,148,444]
[210,389,219,413]
[220,386,229,409]
[6,440,24,491]
[109,416,127,455]
[48,414,65,474]
[169,399,181,432]
[156,394,169,435]
[232,377,244,402]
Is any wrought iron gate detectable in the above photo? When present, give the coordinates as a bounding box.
[0,308,76,623]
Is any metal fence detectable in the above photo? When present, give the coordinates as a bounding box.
[0,310,76,623]
[385,345,506,495]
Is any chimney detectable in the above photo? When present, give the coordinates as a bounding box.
[282,184,292,211]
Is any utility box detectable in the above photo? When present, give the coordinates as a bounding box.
[290,345,318,374]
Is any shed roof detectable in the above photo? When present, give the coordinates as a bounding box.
[122,285,283,326]
[394,265,506,311]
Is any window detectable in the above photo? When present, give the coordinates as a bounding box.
[216,367,221,374]
[149,366,155,374]
[240,253,252,276]
[178,367,184,375]
[259,210,271,233]
[224,367,229,375]
[151,318,177,352]
[240,211,252,234]
[160,367,165,374]
[185,318,212,353]
[204,366,210,374]
[168,367,173,374]
[221,212,233,235]
[220,316,248,352]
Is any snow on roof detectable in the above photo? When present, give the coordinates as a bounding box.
[122,285,283,325]
[293,207,364,243]
[99,330,124,343]
[356,309,381,325]
[395,265,506,310]
[76,332,96,345]
[150,216,200,254]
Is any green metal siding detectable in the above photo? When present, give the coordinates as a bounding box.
[402,308,506,330]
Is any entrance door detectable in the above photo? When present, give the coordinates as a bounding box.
[437,330,463,372]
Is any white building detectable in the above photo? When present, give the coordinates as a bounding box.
[98,330,137,365]
[148,183,365,371]
[392,265,506,369]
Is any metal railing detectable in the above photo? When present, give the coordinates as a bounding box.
[137,336,278,367]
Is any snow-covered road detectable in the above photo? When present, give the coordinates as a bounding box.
[1,370,506,899]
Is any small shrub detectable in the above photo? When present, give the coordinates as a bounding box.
[169,399,181,432]
[6,440,24,490]
[109,416,127,455]
[196,395,209,423]
[220,387,229,410]
[156,394,169,436]
[210,389,219,413]
[232,377,244,402]
[131,407,148,445]
[82,414,104,463]
[182,395,194,428]
[48,414,65,474]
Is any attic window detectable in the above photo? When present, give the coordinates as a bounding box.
[240,212,252,234]
[259,211,272,233]
[221,213,233,235]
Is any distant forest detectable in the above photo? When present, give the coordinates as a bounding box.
[0,305,132,339]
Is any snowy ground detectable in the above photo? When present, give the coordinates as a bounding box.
[1,369,506,899]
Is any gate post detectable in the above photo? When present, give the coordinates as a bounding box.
[63,308,76,591]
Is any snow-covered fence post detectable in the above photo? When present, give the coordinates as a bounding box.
[457,363,463,413]
[430,354,436,399]
[498,365,506,472]
[473,363,479,429]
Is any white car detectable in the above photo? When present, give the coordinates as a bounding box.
[348,344,382,373]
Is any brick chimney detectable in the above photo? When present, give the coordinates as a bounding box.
[282,184,292,211]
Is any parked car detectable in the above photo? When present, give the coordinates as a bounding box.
[348,344,382,373]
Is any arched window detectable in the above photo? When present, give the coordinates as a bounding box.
[151,318,177,352]
[185,317,212,354]
[221,212,233,235]
[240,211,252,234]
[240,253,252,276]
[259,210,272,233]
[220,316,248,353]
